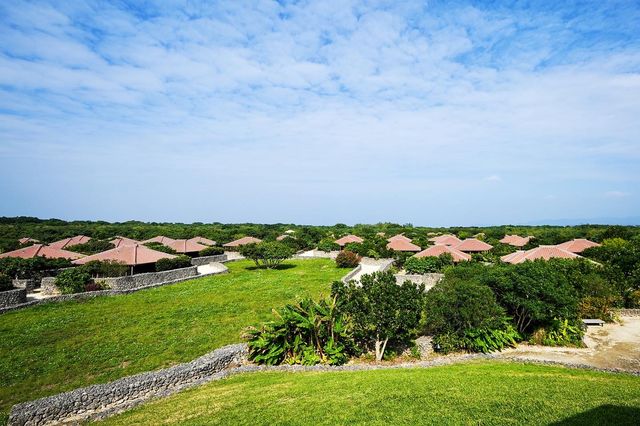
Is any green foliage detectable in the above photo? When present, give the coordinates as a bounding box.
[530,318,585,347]
[0,273,13,291]
[66,240,115,255]
[246,297,352,366]
[404,255,451,274]
[332,271,425,361]
[460,325,520,353]
[316,239,339,252]
[54,268,92,294]
[80,260,129,278]
[155,255,192,272]
[199,246,224,256]
[0,257,72,279]
[239,242,295,269]
[144,242,177,254]
[335,250,361,268]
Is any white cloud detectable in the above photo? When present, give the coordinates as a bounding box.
[605,191,631,198]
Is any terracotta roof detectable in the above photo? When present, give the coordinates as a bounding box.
[415,245,471,262]
[428,235,461,246]
[223,236,263,247]
[387,234,412,243]
[49,235,92,249]
[455,238,493,252]
[556,239,601,254]
[167,239,209,253]
[18,237,39,244]
[110,236,140,248]
[0,244,85,260]
[141,236,176,245]
[501,246,581,264]
[276,235,290,241]
[386,239,421,252]
[499,235,531,247]
[187,237,216,246]
[334,235,364,247]
[73,244,176,266]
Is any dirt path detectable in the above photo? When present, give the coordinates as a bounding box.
[500,316,640,372]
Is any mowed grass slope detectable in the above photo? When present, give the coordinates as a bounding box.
[104,362,640,426]
[0,259,347,419]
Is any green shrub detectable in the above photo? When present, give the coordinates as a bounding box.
[529,318,585,347]
[155,255,192,272]
[55,268,91,294]
[404,256,441,274]
[199,246,224,256]
[80,260,129,278]
[335,250,361,268]
[317,239,339,252]
[0,273,13,291]
[332,271,425,361]
[461,324,520,353]
[144,242,177,254]
[0,257,72,279]
[239,242,295,269]
[66,240,115,255]
[246,297,352,366]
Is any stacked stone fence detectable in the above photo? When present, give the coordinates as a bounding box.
[190,254,227,266]
[8,344,248,426]
[95,266,199,291]
[0,288,27,308]
[341,264,362,283]
[394,273,444,290]
[12,279,37,292]
[617,309,640,317]
[293,250,339,259]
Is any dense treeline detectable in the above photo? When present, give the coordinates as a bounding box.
[1,216,638,254]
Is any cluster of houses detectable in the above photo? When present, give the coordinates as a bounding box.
[333,233,600,264]
[0,235,263,273]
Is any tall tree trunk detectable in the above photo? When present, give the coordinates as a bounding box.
[375,336,389,362]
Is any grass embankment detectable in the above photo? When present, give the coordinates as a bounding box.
[0,259,347,422]
[105,361,640,425]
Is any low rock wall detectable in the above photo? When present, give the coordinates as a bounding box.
[8,344,248,426]
[12,279,37,292]
[190,254,227,266]
[0,288,27,308]
[96,266,198,291]
[395,273,443,290]
[40,277,59,296]
[341,264,362,283]
[618,309,640,317]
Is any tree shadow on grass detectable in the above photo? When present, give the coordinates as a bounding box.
[244,263,298,271]
[551,405,640,426]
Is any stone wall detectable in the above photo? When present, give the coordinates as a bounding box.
[293,250,339,259]
[190,254,227,266]
[395,273,444,290]
[618,309,640,317]
[8,344,247,426]
[341,264,362,283]
[0,288,27,308]
[40,277,59,296]
[12,279,37,292]
[95,266,198,291]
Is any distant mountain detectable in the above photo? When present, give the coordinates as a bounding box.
[522,217,640,226]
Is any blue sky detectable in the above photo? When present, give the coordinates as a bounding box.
[0,1,639,226]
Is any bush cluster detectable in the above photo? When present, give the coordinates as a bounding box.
[144,242,177,254]
[199,246,224,257]
[0,273,13,291]
[239,242,295,269]
[66,240,115,255]
[404,254,453,274]
[335,250,361,268]
[0,257,72,280]
[155,255,192,272]
[54,268,92,295]
[80,260,129,278]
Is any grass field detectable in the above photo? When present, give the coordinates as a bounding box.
[104,361,640,425]
[0,259,347,422]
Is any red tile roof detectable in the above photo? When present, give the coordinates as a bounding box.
[0,244,85,260]
[49,235,92,249]
[387,234,412,243]
[276,235,289,241]
[167,239,209,253]
[556,239,600,254]
[334,235,364,247]
[428,235,461,246]
[415,245,471,262]
[18,237,39,244]
[141,236,176,245]
[455,238,493,252]
[110,236,140,248]
[499,235,531,247]
[500,246,580,264]
[188,237,216,246]
[73,244,176,266]
[223,236,263,247]
[386,239,421,252]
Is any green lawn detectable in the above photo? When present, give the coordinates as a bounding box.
[104,361,640,425]
[0,259,347,422]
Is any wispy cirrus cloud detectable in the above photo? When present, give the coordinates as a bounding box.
[0,1,639,225]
